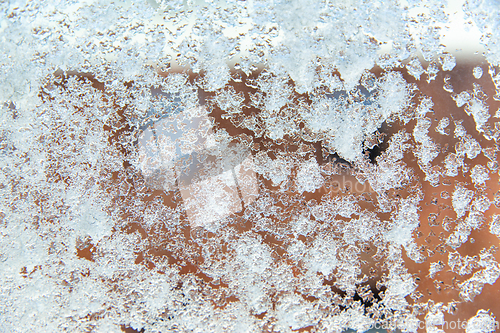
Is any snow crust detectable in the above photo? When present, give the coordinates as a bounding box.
[1,0,500,331]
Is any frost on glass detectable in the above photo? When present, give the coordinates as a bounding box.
[1,0,500,332]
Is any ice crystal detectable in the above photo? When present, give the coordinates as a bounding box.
[452,185,475,219]
[427,261,445,279]
[435,117,450,136]
[425,305,445,332]
[466,310,498,333]
[473,66,484,79]
[295,157,324,193]
[406,57,425,81]
[458,250,500,302]
[470,164,490,187]
[440,53,457,71]
[490,215,500,238]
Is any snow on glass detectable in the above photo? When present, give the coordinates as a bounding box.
[1,0,500,332]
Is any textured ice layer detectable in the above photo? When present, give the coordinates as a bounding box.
[1,0,500,332]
